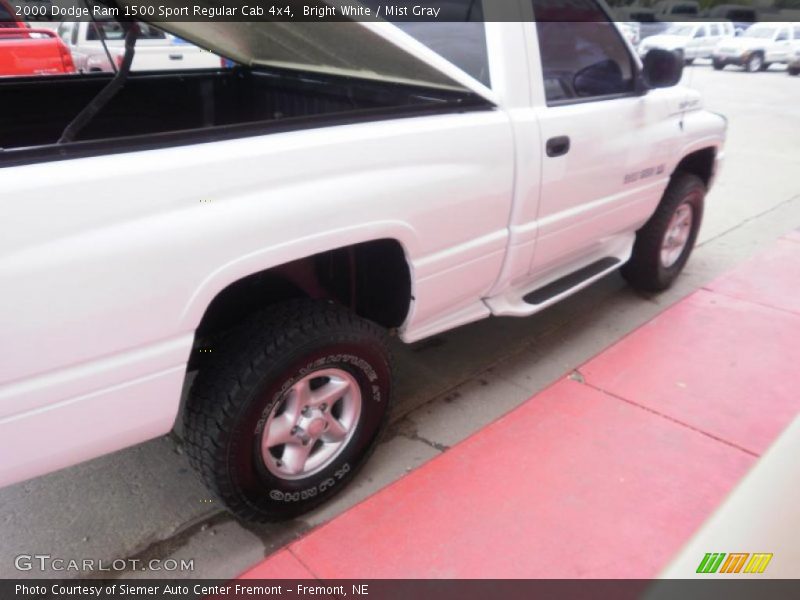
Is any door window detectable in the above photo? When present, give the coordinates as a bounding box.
[532,0,635,104]
[56,22,72,44]
[86,21,167,41]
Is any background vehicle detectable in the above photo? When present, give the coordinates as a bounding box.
[1,0,76,77]
[56,20,220,72]
[706,4,759,35]
[638,21,734,64]
[0,26,75,76]
[0,0,725,521]
[653,0,700,18]
[788,46,800,75]
[713,22,800,71]
[614,7,671,40]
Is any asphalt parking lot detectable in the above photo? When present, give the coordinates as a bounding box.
[2,62,799,580]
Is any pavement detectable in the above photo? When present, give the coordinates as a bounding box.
[2,62,800,580]
[661,417,800,579]
[239,229,800,579]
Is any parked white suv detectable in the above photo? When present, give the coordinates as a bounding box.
[638,21,735,64]
[713,22,800,71]
[0,0,726,521]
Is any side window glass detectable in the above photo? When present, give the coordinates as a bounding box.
[776,29,789,42]
[794,26,800,40]
[532,0,635,103]
[709,24,720,37]
[57,23,71,43]
[694,27,706,38]
[86,21,167,42]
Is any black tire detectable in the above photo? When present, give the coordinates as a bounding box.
[621,173,705,292]
[745,52,764,73]
[712,59,725,71]
[684,58,694,66]
[183,300,393,521]
[788,66,800,76]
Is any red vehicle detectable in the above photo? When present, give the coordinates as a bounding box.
[0,0,75,76]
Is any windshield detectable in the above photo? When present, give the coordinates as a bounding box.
[744,27,777,39]
[666,25,695,36]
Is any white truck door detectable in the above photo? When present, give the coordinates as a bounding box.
[687,24,706,59]
[63,22,89,72]
[705,24,720,57]
[525,0,674,277]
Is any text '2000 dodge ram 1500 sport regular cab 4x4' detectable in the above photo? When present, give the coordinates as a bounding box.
[0,0,725,521]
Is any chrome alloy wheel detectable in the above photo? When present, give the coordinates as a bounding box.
[261,368,361,480]
[660,202,693,268]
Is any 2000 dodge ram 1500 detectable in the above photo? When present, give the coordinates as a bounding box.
[0,0,726,521]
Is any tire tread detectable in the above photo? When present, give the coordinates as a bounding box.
[621,173,705,292]
[182,300,390,521]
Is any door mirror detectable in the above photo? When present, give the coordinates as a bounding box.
[641,48,683,88]
[573,59,625,97]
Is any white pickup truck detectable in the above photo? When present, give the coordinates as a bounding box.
[0,0,726,521]
[55,19,221,72]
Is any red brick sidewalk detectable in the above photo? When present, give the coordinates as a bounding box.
[241,231,800,579]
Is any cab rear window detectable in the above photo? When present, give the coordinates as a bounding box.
[361,0,491,88]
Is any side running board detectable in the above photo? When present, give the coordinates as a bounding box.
[485,256,623,318]
[523,257,620,305]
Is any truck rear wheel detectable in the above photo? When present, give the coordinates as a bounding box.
[183,300,393,521]
[712,59,725,71]
[622,173,705,292]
